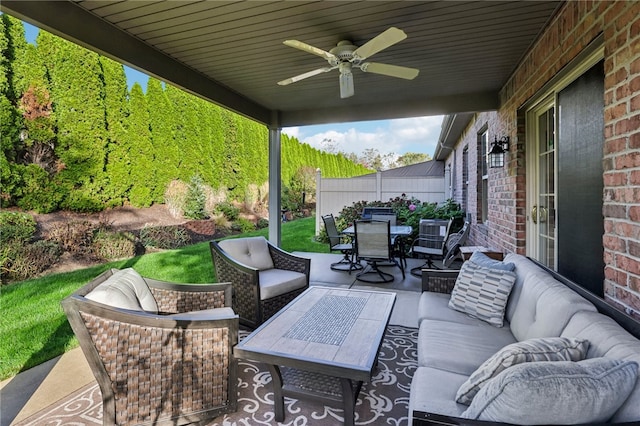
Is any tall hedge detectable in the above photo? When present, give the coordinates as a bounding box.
[0,19,372,212]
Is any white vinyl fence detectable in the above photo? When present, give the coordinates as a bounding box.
[315,169,445,235]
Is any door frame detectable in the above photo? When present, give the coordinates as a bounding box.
[522,40,604,266]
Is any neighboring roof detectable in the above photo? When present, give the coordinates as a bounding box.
[362,160,445,178]
[1,1,562,128]
[433,113,475,160]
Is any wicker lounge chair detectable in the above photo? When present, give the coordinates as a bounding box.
[61,268,239,426]
[210,236,310,328]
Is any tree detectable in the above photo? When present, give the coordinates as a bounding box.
[0,15,23,206]
[397,152,430,167]
[127,83,155,207]
[101,57,130,205]
[147,79,178,202]
[18,85,55,171]
[38,31,108,212]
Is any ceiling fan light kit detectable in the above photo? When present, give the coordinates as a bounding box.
[278,27,419,99]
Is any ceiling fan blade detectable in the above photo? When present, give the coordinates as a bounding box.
[360,62,419,80]
[352,27,407,61]
[339,71,354,98]
[277,67,335,86]
[283,40,338,62]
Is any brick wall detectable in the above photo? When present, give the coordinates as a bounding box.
[446,1,640,318]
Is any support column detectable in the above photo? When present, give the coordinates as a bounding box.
[268,124,282,246]
[315,168,322,236]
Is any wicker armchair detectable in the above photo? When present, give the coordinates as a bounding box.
[61,268,239,426]
[210,236,311,328]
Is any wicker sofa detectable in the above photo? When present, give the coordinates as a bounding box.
[62,268,239,426]
[410,252,640,425]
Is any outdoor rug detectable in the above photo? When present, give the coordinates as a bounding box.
[15,325,418,426]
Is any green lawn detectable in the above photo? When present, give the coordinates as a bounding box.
[0,217,328,381]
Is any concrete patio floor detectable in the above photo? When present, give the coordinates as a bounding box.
[1,252,436,425]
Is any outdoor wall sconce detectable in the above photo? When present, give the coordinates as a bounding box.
[489,136,510,168]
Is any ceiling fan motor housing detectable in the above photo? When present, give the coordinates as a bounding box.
[330,41,359,65]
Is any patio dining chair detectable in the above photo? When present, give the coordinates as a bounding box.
[321,213,362,273]
[371,213,407,267]
[410,220,470,277]
[354,219,405,283]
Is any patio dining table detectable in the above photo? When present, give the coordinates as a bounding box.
[341,224,413,237]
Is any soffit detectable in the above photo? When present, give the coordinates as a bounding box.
[1,0,562,127]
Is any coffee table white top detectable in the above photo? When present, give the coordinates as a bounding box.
[234,286,396,382]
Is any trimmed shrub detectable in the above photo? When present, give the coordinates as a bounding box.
[92,230,137,260]
[139,225,191,249]
[15,164,64,213]
[0,211,37,245]
[216,202,239,221]
[256,218,269,229]
[62,192,104,213]
[232,217,256,234]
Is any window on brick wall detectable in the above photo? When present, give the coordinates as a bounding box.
[479,129,489,223]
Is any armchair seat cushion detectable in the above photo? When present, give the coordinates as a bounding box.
[259,269,308,300]
[85,267,158,313]
[167,307,236,320]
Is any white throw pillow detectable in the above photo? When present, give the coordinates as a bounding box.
[456,337,589,404]
[448,261,517,327]
[462,358,639,424]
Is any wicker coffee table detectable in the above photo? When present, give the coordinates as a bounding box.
[234,286,396,426]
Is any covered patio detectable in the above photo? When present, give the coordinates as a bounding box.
[2,252,436,425]
[4,1,640,425]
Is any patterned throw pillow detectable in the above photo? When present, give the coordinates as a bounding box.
[461,358,639,424]
[448,261,516,327]
[456,337,590,405]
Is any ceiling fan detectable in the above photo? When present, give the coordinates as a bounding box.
[277,27,419,99]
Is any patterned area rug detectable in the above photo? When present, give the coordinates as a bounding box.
[15,325,418,426]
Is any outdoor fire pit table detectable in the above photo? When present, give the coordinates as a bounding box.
[234,286,396,426]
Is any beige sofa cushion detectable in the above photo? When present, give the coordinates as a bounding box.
[507,265,596,341]
[219,236,275,270]
[455,337,589,405]
[418,319,517,375]
[85,268,158,313]
[562,310,640,422]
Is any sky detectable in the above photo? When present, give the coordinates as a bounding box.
[22,21,444,161]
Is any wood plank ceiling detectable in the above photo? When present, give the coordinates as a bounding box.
[2,1,562,127]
